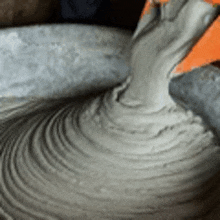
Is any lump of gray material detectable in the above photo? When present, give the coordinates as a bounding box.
[169,65,220,139]
[0,24,131,109]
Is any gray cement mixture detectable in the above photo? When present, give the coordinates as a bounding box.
[0,18,220,220]
[0,24,131,110]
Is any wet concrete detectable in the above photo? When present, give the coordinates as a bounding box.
[1,23,220,219]
[169,65,220,140]
[0,24,131,109]
[0,23,220,139]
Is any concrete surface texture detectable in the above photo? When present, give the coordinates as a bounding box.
[0,6,220,219]
[0,24,131,112]
[170,65,220,140]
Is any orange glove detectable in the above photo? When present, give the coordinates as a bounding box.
[140,0,220,74]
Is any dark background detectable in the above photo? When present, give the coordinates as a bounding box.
[51,0,146,31]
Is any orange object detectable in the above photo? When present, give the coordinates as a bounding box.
[140,1,151,17]
[204,0,220,5]
[140,0,169,18]
[140,0,220,74]
[141,0,220,18]
[174,16,220,73]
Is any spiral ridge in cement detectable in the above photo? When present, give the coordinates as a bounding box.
[1,90,220,220]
